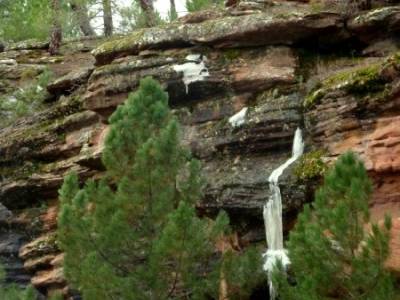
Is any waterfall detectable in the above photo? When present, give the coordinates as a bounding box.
[263,128,304,299]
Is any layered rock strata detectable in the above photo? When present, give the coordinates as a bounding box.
[0,3,399,297]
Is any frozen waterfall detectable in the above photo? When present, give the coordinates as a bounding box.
[263,128,304,299]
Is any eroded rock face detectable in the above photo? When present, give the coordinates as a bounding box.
[1,3,400,297]
[305,53,400,274]
[84,46,297,117]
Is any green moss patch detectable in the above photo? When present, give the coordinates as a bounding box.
[303,53,400,109]
[324,64,385,95]
[92,31,145,64]
[222,49,241,62]
[304,87,325,109]
[294,150,328,182]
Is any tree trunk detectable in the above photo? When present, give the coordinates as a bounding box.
[138,0,156,27]
[169,0,177,21]
[49,0,62,56]
[102,0,113,36]
[70,0,95,36]
[216,233,241,300]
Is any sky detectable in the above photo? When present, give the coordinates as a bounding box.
[92,0,188,34]
[119,0,188,18]
[154,0,187,17]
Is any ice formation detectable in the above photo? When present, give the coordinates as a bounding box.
[263,128,304,299]
[229,107,248,127]
[173,54,209,94]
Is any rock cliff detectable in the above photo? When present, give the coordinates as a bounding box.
[0,1,400,298]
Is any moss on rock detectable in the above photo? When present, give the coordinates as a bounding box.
[324,64,384,95]
[303,87,325,109]
[304,53,400,109]
[92,31,145,65]
[294,150,328,182]
[222,49,241,62]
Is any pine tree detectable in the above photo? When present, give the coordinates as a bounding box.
[102,0,113,36]
[274,152,394,300]
[118,2,164,32]
[69,0,95,36]
[169,0,178,22]
[185,0,224,12]
[58,77,263,300]
[138,0,157,27]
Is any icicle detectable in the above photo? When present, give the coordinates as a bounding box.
[263,128,304,299]
[229,107,248,127]
[172,54,209,94]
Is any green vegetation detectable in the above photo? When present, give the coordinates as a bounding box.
[0,0,162,43]
[303,87,325,109]
[0,263,56,300]
[118,2,165,33]
[324,65,384,95]
[0,0,84,42]
[222,49,242,62]
[294,150,328,182]
[57,78,263,299]
[186,0,224,12]
[309,0,324,13]
[274,152,394,300]
[0,69,53,127]
[0,0,52,42]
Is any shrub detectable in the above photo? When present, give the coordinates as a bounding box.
[186,0,224,12]
[0,69,53,127]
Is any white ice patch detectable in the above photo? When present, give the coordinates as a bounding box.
[0,59,17,65]
[229,107,248,127]
[263,128,304,299]
[173,54,209,94]
[8,96,17,103]
[263,249,290,272]
[263,249,291,300]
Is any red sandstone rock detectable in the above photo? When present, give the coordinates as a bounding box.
[31,267,65,288]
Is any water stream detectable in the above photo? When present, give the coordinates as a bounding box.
[263,128,304,299]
